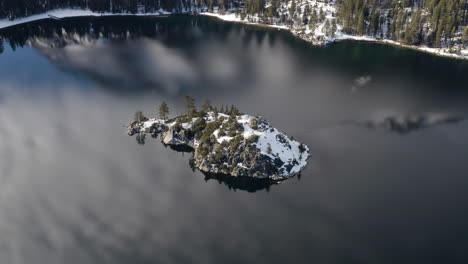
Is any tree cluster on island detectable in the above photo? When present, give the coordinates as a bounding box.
[133,95,244,150]
[129,95,309,180]
[134,95,241,124]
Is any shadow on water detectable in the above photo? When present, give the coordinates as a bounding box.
[167,144,195,153]
[132,135,279,192]
[201,172,280,193]
[166,141,281,192]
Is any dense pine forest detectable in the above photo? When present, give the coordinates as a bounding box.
[0,0,467,50]
[336,0,468,48]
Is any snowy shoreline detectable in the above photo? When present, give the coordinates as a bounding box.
[1,8,467,60]
[333,34,468,60]
[203,12,468,60]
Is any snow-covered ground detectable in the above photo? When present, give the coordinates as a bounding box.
[0,7,467,60]
[236,114,308,175]
[0,9,171,29]
[136,111,310,178]
[201,12,288,30]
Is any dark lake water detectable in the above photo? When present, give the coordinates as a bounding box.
[1,15,468,264]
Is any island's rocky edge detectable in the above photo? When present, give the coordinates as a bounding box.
[127,111,310,180]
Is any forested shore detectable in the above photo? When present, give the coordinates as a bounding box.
[0,0,467,53]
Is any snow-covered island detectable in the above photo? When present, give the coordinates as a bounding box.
[127,102,309,181]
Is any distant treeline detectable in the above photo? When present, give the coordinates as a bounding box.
[0,0,243,20]
[0,0,467,49]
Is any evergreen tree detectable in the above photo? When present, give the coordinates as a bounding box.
[158,101,169,121]
[404,9,422,45]
[323,19,331,36]
[267,0,279,22]
[201,100,212,113]
[331,19,337,36]
[463,26,468,46]
[310,9,318,31]
[184,95,195,115]
[357,8,365,35]
[303,4,311,25]
[134,111,147,123]
[289,0,296,20]
[214,107,219,120]
[319,7,326,22]
[229,104,239,116]
[369,10,380,36]
[435,17,445,47]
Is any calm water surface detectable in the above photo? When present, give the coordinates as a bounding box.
[0,16,468,264]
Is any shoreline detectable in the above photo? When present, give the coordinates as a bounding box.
[333,35,468,61]
[1,8,467,60]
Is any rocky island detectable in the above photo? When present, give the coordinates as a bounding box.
[127,98,310,181]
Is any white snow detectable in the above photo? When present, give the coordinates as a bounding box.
[0,9,94,29]
[213,128,234,143]
[201,12,288,30]
[142,118,163,130]
[0,9,173,29]
[237,115,309,175]
[334,33,468,60]
[135,112,310,177]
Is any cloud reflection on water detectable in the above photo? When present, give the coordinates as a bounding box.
[0,16,468,264]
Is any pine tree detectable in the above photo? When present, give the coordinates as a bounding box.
[310,9,318,31]
[435,18,444,47]
[369,10,380,36]
[214,107,219,120]
[184,95,195,115]
[319,7,326,22]
[405,9,422,45]
[158,101,169,121]
[229,104,240,116]
[357,8,365,35]
[134,111,147,123]
[303,4,310,25]
[267,0,279,22]
[323,19,331,36]
[289,0,296,20]
[463,26,468,46]
[395,10,405,41]
[201,100,212,113]
[331,19,337,36]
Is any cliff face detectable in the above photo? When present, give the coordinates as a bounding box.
[127,111,310,180]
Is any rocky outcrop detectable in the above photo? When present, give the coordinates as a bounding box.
[127,112,310,180]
